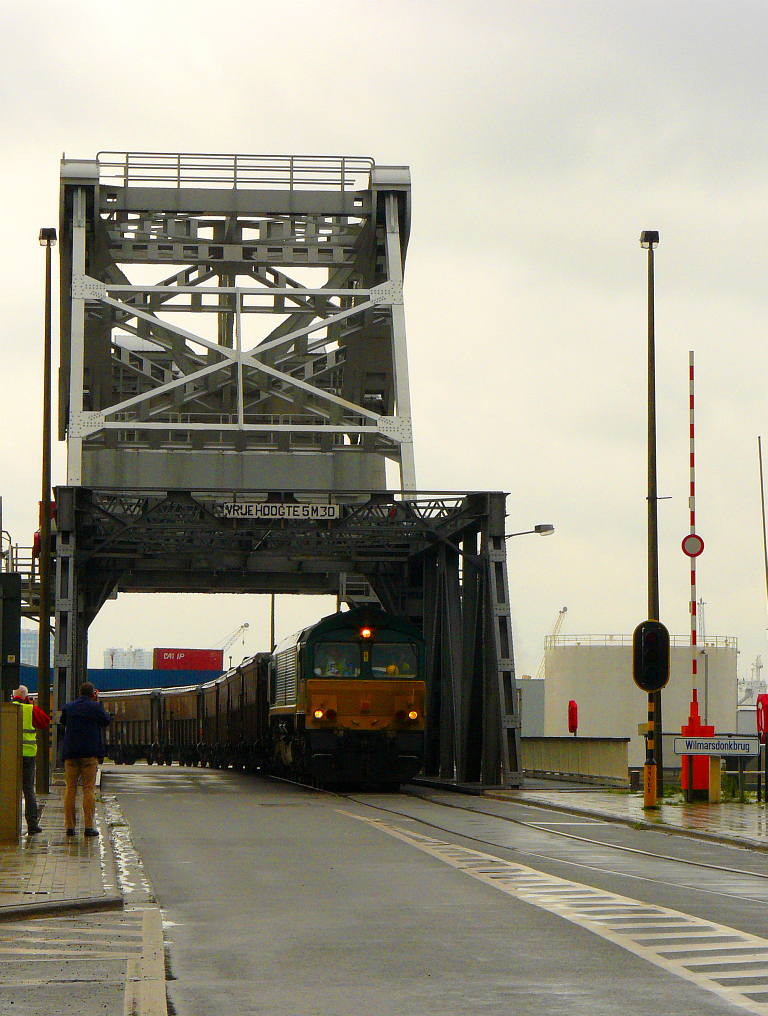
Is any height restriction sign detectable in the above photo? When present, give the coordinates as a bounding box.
[682,534,704,557]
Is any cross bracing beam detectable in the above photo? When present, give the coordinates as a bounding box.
[60,154,414,492]
[52,487,521,787]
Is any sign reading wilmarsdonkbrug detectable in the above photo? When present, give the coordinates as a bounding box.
[221,502,340,520]
[673,736,760,757]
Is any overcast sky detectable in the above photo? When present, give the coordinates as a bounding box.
[1,0,766,687]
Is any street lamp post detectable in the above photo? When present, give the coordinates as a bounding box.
[37,227,57,795]
[640,229,664,801]
[504,524,555,539]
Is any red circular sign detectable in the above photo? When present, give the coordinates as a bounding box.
[681,534,704,557]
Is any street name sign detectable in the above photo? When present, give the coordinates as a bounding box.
[673,736,760,757]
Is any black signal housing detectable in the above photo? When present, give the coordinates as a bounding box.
[632,619,670,692]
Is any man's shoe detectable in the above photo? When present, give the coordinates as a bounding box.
[66,828,75,837]
[84,827,99,837]
[27,825,42,835]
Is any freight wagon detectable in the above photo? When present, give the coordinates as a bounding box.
[102,607,426,788]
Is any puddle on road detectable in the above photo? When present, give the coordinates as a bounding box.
[101,795,156,904]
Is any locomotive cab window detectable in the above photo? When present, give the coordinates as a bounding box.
[314,643,361,677]
[371,643,419,678]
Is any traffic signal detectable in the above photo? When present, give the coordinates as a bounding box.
[632,619,670,692]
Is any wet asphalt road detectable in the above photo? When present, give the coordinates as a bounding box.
[105,764,768,1016]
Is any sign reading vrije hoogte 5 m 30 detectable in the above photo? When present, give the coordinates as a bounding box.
[221,502,340,520]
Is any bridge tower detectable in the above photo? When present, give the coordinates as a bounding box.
[59,153,415,492]
[54,153,522,786]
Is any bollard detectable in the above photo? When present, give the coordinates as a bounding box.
[643,695,658,808]
[758,751,762,804]
[708,756,721,803]
[0,703,22,841]
[644,760,657,808]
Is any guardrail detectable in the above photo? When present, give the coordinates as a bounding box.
[546,634,738,650]
[96,152,375,192]
[0,544,39,615]
[1,543,34,575]
[521,736,630,787]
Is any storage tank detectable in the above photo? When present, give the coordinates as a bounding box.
[544,635,737,767]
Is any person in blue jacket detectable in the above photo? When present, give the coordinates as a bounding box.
[60,682,110,838]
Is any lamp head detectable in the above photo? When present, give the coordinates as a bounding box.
[39,227,57,248]
[534,524,555,536]
[639,230,659,249]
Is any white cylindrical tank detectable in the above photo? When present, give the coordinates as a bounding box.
[544,636,737,767]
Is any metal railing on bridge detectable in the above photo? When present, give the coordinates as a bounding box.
[96,152,375,191]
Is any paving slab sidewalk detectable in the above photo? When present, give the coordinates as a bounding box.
[0,775,167,1016]
[496,784,768,850]
[0,775,122,916]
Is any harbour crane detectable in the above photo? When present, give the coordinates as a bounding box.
[213,623,250,654]
[532,607,567,681]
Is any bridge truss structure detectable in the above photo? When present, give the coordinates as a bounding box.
[59,153,415,492]
[53,487,521,785]
[55,153,522,786]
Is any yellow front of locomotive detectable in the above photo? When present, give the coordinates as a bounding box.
[302,618,426,787]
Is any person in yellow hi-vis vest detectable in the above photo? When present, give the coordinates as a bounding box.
[11,685,51,836]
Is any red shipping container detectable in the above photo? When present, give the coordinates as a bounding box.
[153,648,224,671]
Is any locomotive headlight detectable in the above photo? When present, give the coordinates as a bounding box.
[408,710,418,720]
[314,709,324,720]
[360,627,372,638]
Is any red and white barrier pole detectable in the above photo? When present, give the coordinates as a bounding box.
[681,352,708,801]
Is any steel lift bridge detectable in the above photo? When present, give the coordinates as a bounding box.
[55,152,521,786]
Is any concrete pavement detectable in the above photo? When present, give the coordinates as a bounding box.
[0,770,765,1014]
[496,781,768,851]
[0,772,167,1016]
[2,776,766,919]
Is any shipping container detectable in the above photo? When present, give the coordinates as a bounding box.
[153,648,224,671]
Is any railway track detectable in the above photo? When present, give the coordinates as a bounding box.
[264,773,768,913]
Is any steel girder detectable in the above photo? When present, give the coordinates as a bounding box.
[59,154,416,493]
[52,487,521,786]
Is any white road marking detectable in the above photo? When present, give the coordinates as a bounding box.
[343,811,768,1014]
